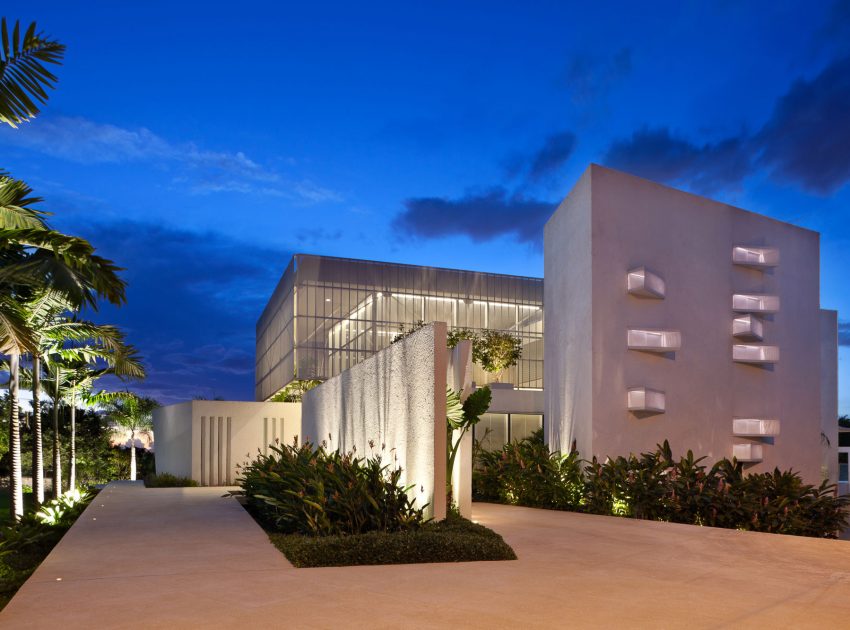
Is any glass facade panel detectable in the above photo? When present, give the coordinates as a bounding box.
[510,414,543,442]
[256,254,544,400]
[474,413,509,451]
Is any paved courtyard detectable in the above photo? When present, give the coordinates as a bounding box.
[2,481,850,628]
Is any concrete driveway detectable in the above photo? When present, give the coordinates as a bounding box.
[2,481,849,628]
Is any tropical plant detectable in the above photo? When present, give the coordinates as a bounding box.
[240,439,426,536]
[390,319,426,344]
[446,327,478,349]
[93,392,158,481]
[445,385,491,505]
[0,18,65,127]
[474,330,522,383]
[269,376,322,402]
[473,434,850,538]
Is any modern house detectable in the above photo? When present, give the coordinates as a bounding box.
[545,165,838,485]
[255,254,546,450]
[155,164,839,489]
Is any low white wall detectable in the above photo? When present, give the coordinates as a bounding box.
[302,322,448,520]
[152,401,301,486]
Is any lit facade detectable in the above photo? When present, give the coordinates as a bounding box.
[256,254,544,402]
[545,164,838,484]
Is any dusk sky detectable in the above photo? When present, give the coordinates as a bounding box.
[1,1,848,410]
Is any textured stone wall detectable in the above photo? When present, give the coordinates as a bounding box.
[301,322,448,519]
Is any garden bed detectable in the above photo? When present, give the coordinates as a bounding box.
[264,511,516,568]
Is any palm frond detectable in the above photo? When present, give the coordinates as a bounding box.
[0,293,35,353]
[0,175,50,229]
[0,18,65,127]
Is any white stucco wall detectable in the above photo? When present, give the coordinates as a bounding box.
[820,310,839,485]
[546,164,832,483]
[301,322,448,519]
[544,168,594,458]
[152,401,301,485]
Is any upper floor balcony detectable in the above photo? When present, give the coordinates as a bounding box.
[732,344,780,364]
[732,418,781,437]
[732,246,779,268]
[732,314,764,341]
[627,328,681,352]
[627,386,666,414]
[626,266,666,299]
[732,293,780,314]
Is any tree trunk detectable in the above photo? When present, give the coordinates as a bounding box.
[9,352,23,521]
[69,386,76,490]
[52,372,62,498]
[130,429,137,481]
[32,354,44,506]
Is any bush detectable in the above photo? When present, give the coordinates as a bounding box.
[268,512,516,567]
[0,488,95,610]
[145,473,199,488]
[240,439,425,536]
[474,434,850,538]
[474,429,583,510]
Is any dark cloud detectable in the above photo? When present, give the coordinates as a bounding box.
[603,55,850,196]
[756,55,850,195]
[394,188,555,245]
[839,321,850,347]
[529,131,577,181]
[603,127,750,194]
[564,48,632,105]
[69,220,292,404]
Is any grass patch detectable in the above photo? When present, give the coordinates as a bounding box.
[266,512,516,568]
[144,473,199,488]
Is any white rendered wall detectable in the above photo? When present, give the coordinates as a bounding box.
[545,164,829,483]
[820,310,838,485]
[544,167,594,458]
[152,401,301,486]
[301,322,448,520]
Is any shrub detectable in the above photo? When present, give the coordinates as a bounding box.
[474,435,850,538]
[268,512,516,567]
[474,429,583,510]
[145,473,199,488]
[240,439,426,536]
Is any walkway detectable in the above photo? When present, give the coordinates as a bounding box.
[3,482,850,628]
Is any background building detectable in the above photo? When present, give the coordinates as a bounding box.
[256,254,545,446]
[545,164,838,484]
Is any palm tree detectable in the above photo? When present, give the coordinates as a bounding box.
[0,18,65,127]
[41,319,145,493]
[94,392,159,481]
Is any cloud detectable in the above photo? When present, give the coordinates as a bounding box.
[0,115,341,203]
[603,127,750,194]
[602,55,850,196]
[755,55,850,195]
[393,188,555,245]
[528,131,577,181]
[839,321,850,347]
[69,219,292,404]
[563,48,632,105]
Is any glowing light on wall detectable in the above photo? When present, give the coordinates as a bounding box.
[733,442,764,462]
[732,314,764,340]
[733,418,780,437]
[627,387,666,414]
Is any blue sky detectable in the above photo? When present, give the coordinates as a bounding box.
[1,1,848,408]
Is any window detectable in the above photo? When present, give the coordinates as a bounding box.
[474,413,508,451]
[840,452,848,483]
[839,433,850,448]
[510,414,543,442]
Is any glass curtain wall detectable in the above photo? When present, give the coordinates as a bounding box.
[256,254,544,400]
